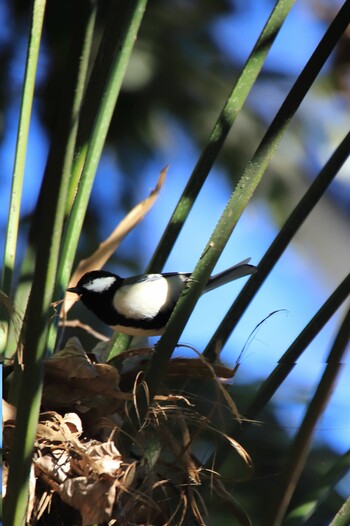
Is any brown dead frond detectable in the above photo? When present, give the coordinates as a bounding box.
[5,334,252,525]
[147,396,252,471]
[63,166,167,316]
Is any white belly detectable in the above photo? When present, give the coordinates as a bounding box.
[113,274,186,323]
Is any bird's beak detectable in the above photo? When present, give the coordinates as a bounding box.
[66,286,80,295]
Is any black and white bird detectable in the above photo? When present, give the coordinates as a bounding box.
[67,259,256,336]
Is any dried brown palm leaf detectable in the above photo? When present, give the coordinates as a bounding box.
[17,332,252,525]
[64,165,167,315]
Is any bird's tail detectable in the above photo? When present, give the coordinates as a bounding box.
[205,258,256,293]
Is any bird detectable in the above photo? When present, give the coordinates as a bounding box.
[66,259,256,336]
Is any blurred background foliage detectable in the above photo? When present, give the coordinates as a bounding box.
[1,0,349,524]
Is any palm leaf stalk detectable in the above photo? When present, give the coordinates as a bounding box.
[269,305,350,526]
[107,0,296,360]
[118,0,350,455]
[203,128,350,362]
[0,0,46,355]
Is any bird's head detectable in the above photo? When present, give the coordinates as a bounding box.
[67,270,122,298]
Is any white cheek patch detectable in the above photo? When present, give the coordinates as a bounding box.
[83,276,116,293]
[114,275,185,320]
